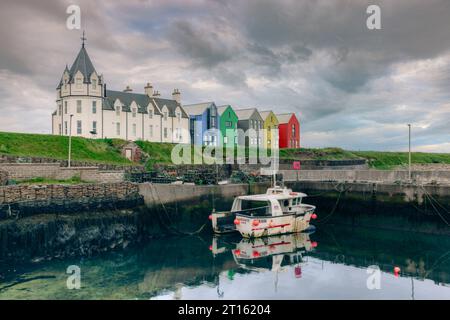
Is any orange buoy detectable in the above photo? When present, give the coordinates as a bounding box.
[209,245,213,251]
[311,241,318,248]
[234,219,240,225]
[234,249,241,256]
[252,250,260,258]
[208,214,213,220]
[252,219,260,227]
[311,213,318,219]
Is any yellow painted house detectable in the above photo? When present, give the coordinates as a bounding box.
[259,111,279,149]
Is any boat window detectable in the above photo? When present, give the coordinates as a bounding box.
[283,200,289,207]
[240,200,269,216]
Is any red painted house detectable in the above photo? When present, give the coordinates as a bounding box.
[276,113,300,148]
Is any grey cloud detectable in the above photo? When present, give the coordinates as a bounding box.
[0,0,450,152]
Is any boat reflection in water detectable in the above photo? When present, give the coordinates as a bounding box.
[211,231,318,287]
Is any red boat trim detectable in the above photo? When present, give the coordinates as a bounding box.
[252,223,291,231]
[252,241,291,248]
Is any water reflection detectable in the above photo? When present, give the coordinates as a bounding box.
[0,224,449,300]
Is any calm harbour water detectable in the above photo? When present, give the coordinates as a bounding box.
[0,220,449,299]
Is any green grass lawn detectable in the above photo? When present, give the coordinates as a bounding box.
[353,151,450,169]
[1,132,450,170]
[0,132,132,165]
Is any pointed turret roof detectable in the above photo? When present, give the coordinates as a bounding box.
[68,45,97,83]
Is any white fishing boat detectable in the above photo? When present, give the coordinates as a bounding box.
[210,185,317,237]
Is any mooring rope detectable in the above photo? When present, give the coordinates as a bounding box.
[418,185,450,227]
[149,182,208,236]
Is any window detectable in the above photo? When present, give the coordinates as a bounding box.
[58,124,62,135]
[164,128,168,138]
[175,128,179,140]
[177,112,181,122]
[226,121,232,128]
[224,136,228,144]
[64,101,68,114]
[64,121,68,135]
[58,105,62,116]
[77,120,82,134]
[132,124,136,136]
[76,100,82,113]
[92,121,97,133]
[292,124,296,136]
[92,79,97,90]
[92,101,97,114]
[116,123,120,135]
[148,109,153,119]
[149,125,153,137]
[163,111,168,121]
[76,77,82,89]
[64,80,67,90]
[250,120,254,128]
[116,106,120,116]
[132,108,137,118]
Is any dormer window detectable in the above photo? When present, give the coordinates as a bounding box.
[148,109,153,119]
[76,77,82,89]
[116,106,120,116]
[132,107,137,118]
[92,79,97,90]
[177,112,181,122]
[163,111,168,121]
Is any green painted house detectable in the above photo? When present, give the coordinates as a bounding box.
[217,105,238,146]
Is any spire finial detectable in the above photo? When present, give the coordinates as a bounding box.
[81,30,87,47]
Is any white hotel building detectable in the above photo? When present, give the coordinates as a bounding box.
[52,41,190,144]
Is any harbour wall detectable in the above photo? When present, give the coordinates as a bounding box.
[138,182,270,207]
[281,169,450,184]
[0,163,125,183]
[0,182,143,219]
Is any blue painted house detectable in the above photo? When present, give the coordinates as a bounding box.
[183,102,220,146]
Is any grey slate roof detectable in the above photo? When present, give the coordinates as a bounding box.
[259,111,272,121]
[57,45,99,88]
[68,45,97,83]
[217,105,231,115]
[183,102,214,116]
[152,97,188,118]
[104,90,188,118]
[276,113,295,124]
[235,108,262,120]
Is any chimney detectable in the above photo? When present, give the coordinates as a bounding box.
[172,88,181,103]
[153,90,161,97]
[123,85,132,92]
[104,83,107,97]
[144,82,153,96]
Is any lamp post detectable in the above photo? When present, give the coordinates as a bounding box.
[408,124,411,181]
[68,114,73,168]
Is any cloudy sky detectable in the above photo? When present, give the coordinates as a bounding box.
[0,0,449,151]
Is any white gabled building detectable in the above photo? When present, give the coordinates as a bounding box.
[52,40,190,144]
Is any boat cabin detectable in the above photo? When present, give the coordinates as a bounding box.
[230,187,307,217]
